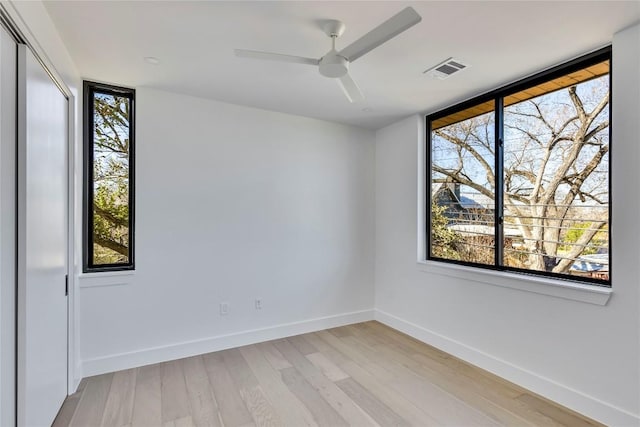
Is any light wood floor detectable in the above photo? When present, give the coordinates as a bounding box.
[53,321,602,427]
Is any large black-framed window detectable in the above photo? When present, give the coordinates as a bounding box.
[427,47,611,286]
[83,81,135,272]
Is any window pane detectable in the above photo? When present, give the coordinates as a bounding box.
[91,92,131,266]
[431,101,496,265]
[503,61,609,280]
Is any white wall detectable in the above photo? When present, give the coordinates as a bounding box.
[374,24,640,426]
[79,88,376,375]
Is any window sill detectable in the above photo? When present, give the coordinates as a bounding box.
[78,270,134,288]
[417,260,611,305]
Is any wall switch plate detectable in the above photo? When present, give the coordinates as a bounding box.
[220,302,229,315]
[255,299,262,310]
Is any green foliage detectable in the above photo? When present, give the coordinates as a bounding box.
[431,202,461,259]
[91,93,131,265]
[562,222,607,255]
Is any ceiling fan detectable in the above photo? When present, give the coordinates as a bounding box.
[234,7,422,103]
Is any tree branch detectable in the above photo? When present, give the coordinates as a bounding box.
[434,129,495,187]
[553,221,606,273]
[94,203,128,228]
[432,165,495,200]
[93,234,128,257]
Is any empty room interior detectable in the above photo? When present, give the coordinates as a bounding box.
[0,0,639,426]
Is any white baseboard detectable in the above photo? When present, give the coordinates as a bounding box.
[82,309,375,378]
[374,309,639,427]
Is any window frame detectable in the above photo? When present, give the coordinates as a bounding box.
[83,80,136,273]
[426,47,612,287]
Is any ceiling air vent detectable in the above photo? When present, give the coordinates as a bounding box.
[424,57,469,80]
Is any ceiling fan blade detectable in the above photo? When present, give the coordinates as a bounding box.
[338,7,422,62]
[234,49,319,66]
[337,74,364,103]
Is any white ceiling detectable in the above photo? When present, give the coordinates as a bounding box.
[44,1,639,129]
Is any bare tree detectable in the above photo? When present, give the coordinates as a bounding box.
[432,76,609,273]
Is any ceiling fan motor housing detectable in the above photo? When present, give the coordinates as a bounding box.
[319,53,349,78]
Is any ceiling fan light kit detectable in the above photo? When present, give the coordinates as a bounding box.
[319,52,348,78]
[235,7,422,103]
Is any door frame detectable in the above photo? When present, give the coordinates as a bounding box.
[0,2,78,423]
[0,17,17,427]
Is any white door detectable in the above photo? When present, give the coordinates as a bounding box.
[16,45,69,427]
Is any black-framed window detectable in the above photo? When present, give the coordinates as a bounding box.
[427,47,611,286]
[83,81,135,272]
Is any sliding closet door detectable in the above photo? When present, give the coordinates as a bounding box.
[16,45,69,426]
[0,25,17,427]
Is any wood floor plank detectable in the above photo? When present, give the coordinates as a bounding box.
[257,342,292,370]
[314,330,374,367]
[239,344,318,427]
[516,393,600,427]
[338,358,441,426]
[273,339,380,427]
[163,415,195,427]
[53,379,88,427]
[70,373,113,427]
[131,363,162,427]
[315,330,396,383]
[182,355,222,427]
[287,335,317,355]
[101,368,137,426]
[202,352,255,427]
[238,385,283,427]
[301,333,353,367]
[221,348,261,389]
[327,326,352,338]
[305,352,349,382]
[280,367,348,427]
[339,334,501,426]
[335,377,410,426]
[221,348,282,427]
[161,359,191,423]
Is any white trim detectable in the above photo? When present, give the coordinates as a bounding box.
[82,309,375,377]
[417,260,611,305]
[65,72,78,396]
[78,271,135,288]
[374,309,639,427]
[1,2,73,99]
[0,22,17,427]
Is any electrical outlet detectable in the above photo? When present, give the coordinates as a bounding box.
[220,302,229,315]
[255,299,262,310]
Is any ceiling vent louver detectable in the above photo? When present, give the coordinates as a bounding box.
[424,57,469,80]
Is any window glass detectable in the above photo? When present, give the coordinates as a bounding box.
[503,67,609,279]
[428,52,610,285]
[84,82,135,271]
[431,102,495,265]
